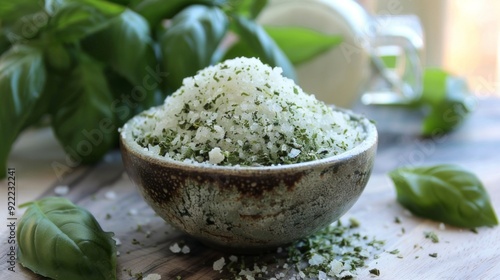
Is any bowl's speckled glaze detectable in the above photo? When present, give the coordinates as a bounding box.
[120,109,377,253]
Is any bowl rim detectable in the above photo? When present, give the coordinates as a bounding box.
[119,107,377,174]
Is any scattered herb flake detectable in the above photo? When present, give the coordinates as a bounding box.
[369,268,380,276]
[388,249,400,255]
[424,231,439,243]
[429,253,438,258]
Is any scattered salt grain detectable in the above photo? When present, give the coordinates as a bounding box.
[143,273,161,280]
[128,208,138,216]
[54,185,69,196]
[213,257,225,271]
[104,191,117,200]
[112,237,121,246]
[169,243,181,253]
[439,223,446,230]
[181,245,190,254]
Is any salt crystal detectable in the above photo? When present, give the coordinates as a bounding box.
[169,243,181,253]
[308,253,325,266]
[54,185,69,196]
[181,245,190,254]
[213,257,225,271]
[143,273,161,280]
[105,191,116,200]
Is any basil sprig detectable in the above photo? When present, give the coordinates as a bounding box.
[389,164,498,228]
[0,0,343,179]
[17,197,116,280]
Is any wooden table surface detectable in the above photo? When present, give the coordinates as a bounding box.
[1,98,499,280]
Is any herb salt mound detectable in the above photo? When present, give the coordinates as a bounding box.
[130,57,365,166]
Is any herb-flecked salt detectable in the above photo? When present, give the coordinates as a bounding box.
[126,57,365,166]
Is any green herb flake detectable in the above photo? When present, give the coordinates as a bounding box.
[369,268,380,276]
[388,249,400,255]
[424,231,439,243]
[429,253,438,258]
[214,218,384,279]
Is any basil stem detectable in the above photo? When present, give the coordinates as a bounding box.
[389,164,498,228]
[17,197,116,279]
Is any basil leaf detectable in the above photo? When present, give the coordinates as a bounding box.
[0,30,11,55]
[17,197,116,280]
[421,68,449,106]
[133,0,226,29]
[229,0,268,19]
[44,42,73,72]
[0,45,46,179]
[51,53,117,164]
[389,164,498,228]
[159,4,229,90]
[421,69,474,136]
[0,0,43,25]
[47,2,125,43]
[2,10,49,44]
[82,9,159,111]
[230,15,296,80]
[264,26,343,65]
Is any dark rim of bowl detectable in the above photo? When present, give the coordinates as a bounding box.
[119,108,377,174]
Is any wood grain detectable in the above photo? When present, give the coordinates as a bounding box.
[1,98,499,279]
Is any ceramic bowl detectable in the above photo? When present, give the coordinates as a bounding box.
[119,109,377,253]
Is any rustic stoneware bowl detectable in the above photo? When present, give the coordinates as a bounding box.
[119,109,377,253]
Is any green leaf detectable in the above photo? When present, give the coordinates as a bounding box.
[159,4,229,90]
[17,197,116,280]
[2,10,49,44]
[227,0,268,19]
[51,53,117,165]
[0,30,10,55]
[0,0,43,25]
[229,15,296,80]
[421,68,449,106]
[47,2,125,43]
[45,0,125,15]
[82,9,159,112]
[389,164,498,228]
[264,26,342,65]
[421,69,474,136]
[0,45,46,179]
[44,42,73,72]
[133,0,226,29]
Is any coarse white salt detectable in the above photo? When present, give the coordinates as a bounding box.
[128,208,138,216]
[104,191,116,200]
[54,185,69,196]
[213,257,225,271]
[308,253,325,266]
[169,243,181,253]
[130,57,365,166]
[143,273,161,280]
[112,237,121,246]
[181,245,190,254]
